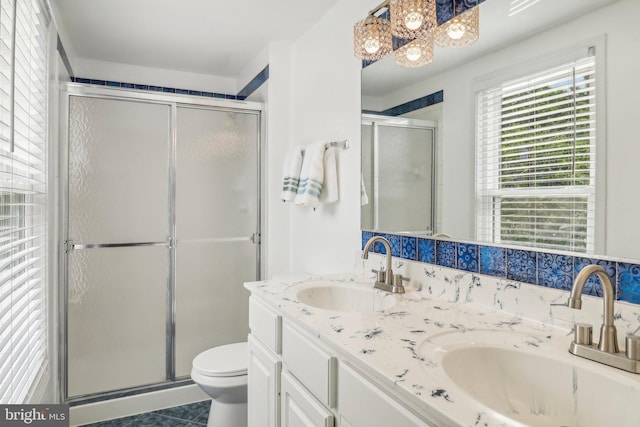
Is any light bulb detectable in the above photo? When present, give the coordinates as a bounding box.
[447,22,466,40]
[405,46,422,61]
[364,38,381,54]
[404,11,423,30]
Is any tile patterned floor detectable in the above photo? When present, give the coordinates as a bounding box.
[80,400,211,426]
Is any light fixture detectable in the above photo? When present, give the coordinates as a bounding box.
[390,0,437,39]
[394,34,434,68]
[353,1,480,67]
[435,6,479,48]
[353,15,393,61]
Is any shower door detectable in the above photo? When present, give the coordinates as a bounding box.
[174,106,260,377]
[361,116,436,233]
[63,87,261,401]
[65,95,171,398]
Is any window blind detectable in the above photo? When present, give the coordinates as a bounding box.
[0,0,49,404]
[476,54,596,253]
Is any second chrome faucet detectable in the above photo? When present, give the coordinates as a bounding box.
[362,236,407,293]
[568,264,640,373]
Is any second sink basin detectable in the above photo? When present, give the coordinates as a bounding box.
[440,345,640,427]
[295,282,396,313]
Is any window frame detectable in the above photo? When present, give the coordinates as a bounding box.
[474,40,606,254]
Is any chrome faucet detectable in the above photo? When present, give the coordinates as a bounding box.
[362,236,406,293]
[567,265,640,373]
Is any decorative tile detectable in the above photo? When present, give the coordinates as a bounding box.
[574,258,617,298]
[454,0,485,14]
[134,84,149,90]
[386,233,401,257]
[149,85,163,92]
[417,238,435,264]
[479,246,505,277]
[401,236,417,260]
[537,252,574,290]
[506,249,537,284]
[436,0,454,24]
[436,240,456,268]
[361,230,374,250]
[618,263,640,304]
[237,64,269,99]
[381,90,444,116]
[457,243,478,272]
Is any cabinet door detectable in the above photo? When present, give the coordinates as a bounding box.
[281,371,334,427]
[248,334,282,427]
[338,363,432,427]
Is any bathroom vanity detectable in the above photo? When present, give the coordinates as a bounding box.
[244,266,640,427]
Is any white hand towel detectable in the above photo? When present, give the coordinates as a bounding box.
[360,173,369,206]
[319,146,339,204]
[281,146,304,202]
[295,141,326,208]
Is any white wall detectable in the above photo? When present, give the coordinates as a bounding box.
[286,0,372,274]
[364,0,640,259]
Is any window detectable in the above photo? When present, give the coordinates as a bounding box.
[0,0,50,403]
[476,52,596,253]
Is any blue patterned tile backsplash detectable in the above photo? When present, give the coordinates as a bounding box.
[457,243,478,273]
[362,230,640,305]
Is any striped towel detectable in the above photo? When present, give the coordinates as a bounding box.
[295,142,326,208]
[281,146,304,202]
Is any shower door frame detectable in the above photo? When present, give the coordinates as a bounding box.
[361,114,437,233]
[59,83,264,403]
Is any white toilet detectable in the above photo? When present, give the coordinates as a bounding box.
[191,342,248,427]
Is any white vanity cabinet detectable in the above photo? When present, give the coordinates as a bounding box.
[247,294,433,427]
[248,297,282,427]
[281,371,335,427]
[338,363,433,427]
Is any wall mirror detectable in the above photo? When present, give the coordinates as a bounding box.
[360,0,640,261]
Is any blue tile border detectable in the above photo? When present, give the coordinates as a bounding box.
[71,64,270,101]
[457,243,478,273]
[237,65,269,100]
[363,90,443,117]
[362,230,640,305]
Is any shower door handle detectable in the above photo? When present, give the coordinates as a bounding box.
[66,240,169,252]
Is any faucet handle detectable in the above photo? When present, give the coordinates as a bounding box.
[625,336,640,361]
[371,269,386,283]
[574,323,593,346]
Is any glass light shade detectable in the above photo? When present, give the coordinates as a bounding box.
[354,16,393,61]
[394,35,434,68]
[435,6,479,48]
[390,0,437,39]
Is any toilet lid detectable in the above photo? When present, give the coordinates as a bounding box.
[192,342,248,377]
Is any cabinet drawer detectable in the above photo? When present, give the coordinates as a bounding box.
[282,321,337,408]
[249,296,281,354]
[338,363,432,427]
[281,371,334,427]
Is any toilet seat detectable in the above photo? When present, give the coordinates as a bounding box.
[192,342,248,377]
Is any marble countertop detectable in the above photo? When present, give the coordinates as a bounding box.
[244,272,640,427]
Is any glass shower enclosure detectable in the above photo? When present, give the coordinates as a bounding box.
[60,84,262,402]
[361,115,436,234]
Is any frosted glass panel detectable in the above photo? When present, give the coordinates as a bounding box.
[175,241,255,376]
[68,96,170,243]
[67,246,168,397]
[377,126,434,232]
[361,124,374,230]
[176,107,258,239]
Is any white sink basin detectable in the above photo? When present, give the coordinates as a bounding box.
[295,282,396,313]
[440,345,640,427]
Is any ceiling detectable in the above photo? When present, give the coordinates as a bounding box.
[362,0,618,99]
[51,0,341,78]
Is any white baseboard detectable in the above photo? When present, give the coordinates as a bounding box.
[69,384,209,426]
